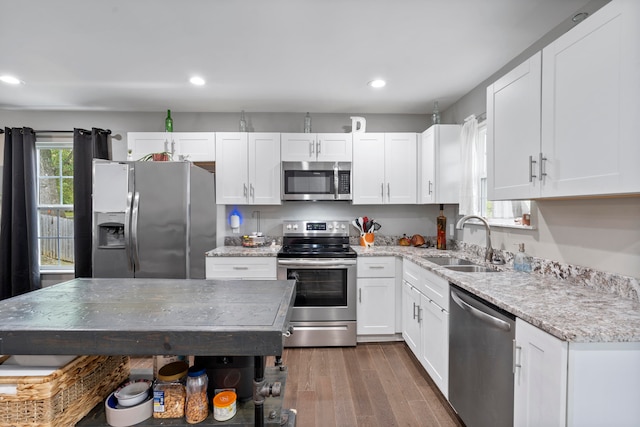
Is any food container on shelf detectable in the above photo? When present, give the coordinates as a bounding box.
[242,233,267,247]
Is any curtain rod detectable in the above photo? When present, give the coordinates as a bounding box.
[0,128,111,135]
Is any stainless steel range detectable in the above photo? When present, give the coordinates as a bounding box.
[277,220,357,347]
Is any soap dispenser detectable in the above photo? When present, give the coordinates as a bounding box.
[514,243,532,272]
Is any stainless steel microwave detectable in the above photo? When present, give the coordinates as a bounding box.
[282,161,352,201]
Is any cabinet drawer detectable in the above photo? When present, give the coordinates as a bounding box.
[402,259,422,286]
[421,270,449,311]
[357,257,396,278]
[205,257,277,280]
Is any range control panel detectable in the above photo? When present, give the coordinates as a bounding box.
[282,220,350,236]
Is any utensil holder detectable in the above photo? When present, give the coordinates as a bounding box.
[359,233,374,248]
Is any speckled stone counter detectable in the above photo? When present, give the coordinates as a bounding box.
[206,245,281,257]
[354,246,640,343]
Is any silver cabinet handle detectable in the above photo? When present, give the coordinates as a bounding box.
[451,289,511,331]
[243,183,248,197]
[359,288,362,303]
[316,140,321,155]
[381,183,384,198]
[387,183,390,199]
[368,265,385,269]
[513,339,523,376]
[250,183,255,201]
[539,152,547,181]
[416,306,422,323]
[233,266,249,270]
[412,302,417,320]
[428,180,433,195]
[529,155,537,182]
[309,141,315,157]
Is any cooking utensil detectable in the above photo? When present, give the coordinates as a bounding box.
[362,216,369,231]
[373,222,382,232]
[358,217,364,233]
[352,219,361,233]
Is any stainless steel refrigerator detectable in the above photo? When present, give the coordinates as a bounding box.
[92,160,216,279]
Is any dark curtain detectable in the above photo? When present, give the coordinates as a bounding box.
[0,127,41,300]
[73,128,109,278]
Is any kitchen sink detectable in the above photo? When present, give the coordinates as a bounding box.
[422,256,475,266]
[444,265,499,273]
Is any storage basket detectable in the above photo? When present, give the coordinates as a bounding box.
[0,355,130,427]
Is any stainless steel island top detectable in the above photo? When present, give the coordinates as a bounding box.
[0,278,296,357]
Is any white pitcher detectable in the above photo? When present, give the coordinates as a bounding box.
[350,116,366,133]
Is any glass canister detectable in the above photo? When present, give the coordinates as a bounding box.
[153,360,188,419]
[185,366,209,424]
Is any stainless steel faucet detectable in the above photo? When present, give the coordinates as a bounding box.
[456,215,495,263]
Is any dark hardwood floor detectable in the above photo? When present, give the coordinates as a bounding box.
[273,342,463,427]
[131,342,463,427]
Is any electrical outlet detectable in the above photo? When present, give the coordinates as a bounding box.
[449,223,454,236]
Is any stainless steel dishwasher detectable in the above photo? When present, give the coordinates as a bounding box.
[449,284,516,427]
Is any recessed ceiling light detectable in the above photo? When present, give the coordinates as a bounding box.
[0,75,23,85]
[189,76,205,86]
[368,79,386,88]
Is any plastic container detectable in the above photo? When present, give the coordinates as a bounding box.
[185,367,209,424]
[153,361,188,419]
[213,391,237,422]
[514,243,533,272]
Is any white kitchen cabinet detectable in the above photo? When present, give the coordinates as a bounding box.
[127,132,215,162]
[514,318,568,427]
[215,132,281,205]
[402,280,421,355]
[401,260,449,397]
[540,0,640,198]
[353,133,417,204]
[515,317,640,427]
[418,124,462,204]
[488,0,640,200]
[205,257,277,280]
[486,52,542,201]
[419,295,449,399]
[280,133,352,162]
[356,257,396,336]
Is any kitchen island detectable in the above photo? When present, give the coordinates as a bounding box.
[0,278,296,426]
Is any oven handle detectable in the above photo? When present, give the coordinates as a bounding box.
[277,259,357,268]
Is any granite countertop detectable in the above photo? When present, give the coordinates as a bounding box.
[206,245,281,257]
[204,244,640,343]
[354,246,640,344]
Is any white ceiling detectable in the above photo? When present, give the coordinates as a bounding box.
[0,0,597,114]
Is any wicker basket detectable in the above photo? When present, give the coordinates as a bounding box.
[0,355,130,427]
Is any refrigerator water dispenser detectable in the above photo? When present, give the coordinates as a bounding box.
[98,223,125,248]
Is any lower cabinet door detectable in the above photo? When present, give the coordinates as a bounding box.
[514,318,568,427]
[357,278,395,335]
[420,296,449,399]
[402,281,421,356]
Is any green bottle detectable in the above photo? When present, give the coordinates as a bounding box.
[165,109,173,132]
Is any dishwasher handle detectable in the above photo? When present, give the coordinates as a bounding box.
[451,289,511,332]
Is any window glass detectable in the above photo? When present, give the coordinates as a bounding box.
[37,138,74,270]
[477,122,532,227]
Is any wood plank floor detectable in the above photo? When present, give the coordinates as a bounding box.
[273,342,463,427]
[131,342,463,427]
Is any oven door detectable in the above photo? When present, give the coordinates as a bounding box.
[277,258,357,322]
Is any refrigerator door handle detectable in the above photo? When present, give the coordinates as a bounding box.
[124,191,134,271]
[131,192,141,270]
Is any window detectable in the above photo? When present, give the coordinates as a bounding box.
[36,135,74,270]
[476,121,532,228]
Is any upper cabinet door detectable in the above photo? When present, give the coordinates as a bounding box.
[419,125,462,204]
[541,0,640,197]
[248,133,281,205]
[316,133,353,162]
[215,132,249,205]
[280,133,316,161]
[174,132,215,162]
[384,133,417,204]
[352,133,385,204]
[487,52,542,201]
[127,132,170,161]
